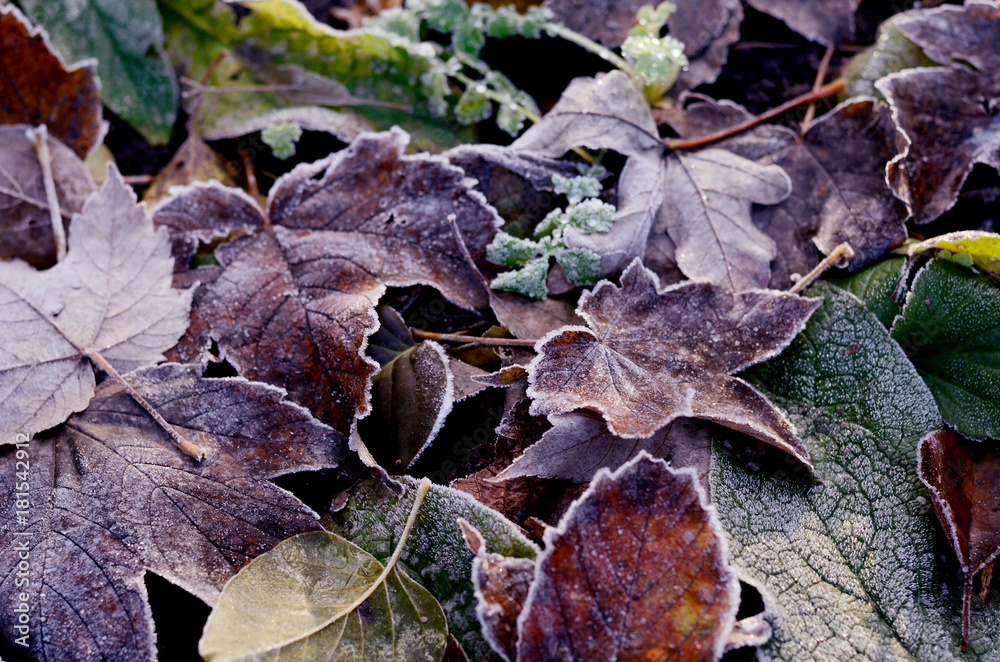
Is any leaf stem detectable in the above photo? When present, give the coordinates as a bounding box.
[329,478,432,621]
[544,22,635,76]
[788,242,855,294]
[666,78,846,151]
[800,45,836,137]
[26,126,66,262]
[411,328,537,347]
[81,348,205,460]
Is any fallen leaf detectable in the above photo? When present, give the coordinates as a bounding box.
[0,5,105,158]
[891,259,1000,440]
[495,409,712,487]
[669,0,743,93]
[488,290,584,340]
[328,477,538,659]
[0,165,190,443]
[511,71,663,158]
[746,0,860,46]
[663,148,790,290]
[711,283,1000,660]
[142,134,239,205]
[446,143,577,236]
[874,2,1000,224]
[200,528,447,661]
[564,153,665,278]
[880,66,1000,225]
[663,96,908,284]
[0,123,96,269]
[759,98,909,274]
[362,340,455,472]
[0,362,349,661]
[919,429,1000,649]
[516,451,741,661]
[460,519,535,662]
[152,180,266,274]
[528,258,818,468]
[901,231,1000,281]
[20,0,177,144]
[157,129,500,432]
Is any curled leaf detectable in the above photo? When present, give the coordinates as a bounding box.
[919,429,1000,649]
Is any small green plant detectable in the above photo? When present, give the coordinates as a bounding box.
[487,165,615,299]
[366,0,687,135]
[261,122,303,160]
[621,2,689,102]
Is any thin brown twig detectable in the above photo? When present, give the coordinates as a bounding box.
[788,242,855,294]
[800,45,836,137]
[667,78,846,151]
[411,328,537,348]
[123,174,154,186]
[239,146,263,211]
[26,126,66,261]
[81,348,205,460]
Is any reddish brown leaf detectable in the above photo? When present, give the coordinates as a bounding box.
[918,429,1000,648]
[0,6,105,158]
[0,363,347,662]
[461,519,537,662]
[0,123,96,269]
[528,258,818,468]
[155,129,501,432]
[516,452,740,661]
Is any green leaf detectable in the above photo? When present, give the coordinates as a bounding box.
[21,0,178,144]
[554,247,600,286]
[891,260,1000,440]
[564,198,616,234]
[490,256,550,300]
[552,173,602,205]
[714,283,1000,660]
[828,256,905,327]
[362,341,455,472]
[261,122,303,159]
[326,477,538,660]
[159,0,470,149]
[455,85,493,125]
[486,232,543,268]
[201,484,448,662]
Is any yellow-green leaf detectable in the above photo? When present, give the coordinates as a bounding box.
[897,231,1000,280]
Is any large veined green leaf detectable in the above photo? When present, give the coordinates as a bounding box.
[713,283,1000,661]
[22,0,178,144]
[891,259,1000,440]
[326,478,538,660]
[199,531,448,662]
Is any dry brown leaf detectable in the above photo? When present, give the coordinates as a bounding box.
[516,452,741,661]
[528,258,818,468]
[0,5,105,158]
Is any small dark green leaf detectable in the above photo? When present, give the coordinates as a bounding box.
[829,256,905,328]
[891,260,1000,440]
